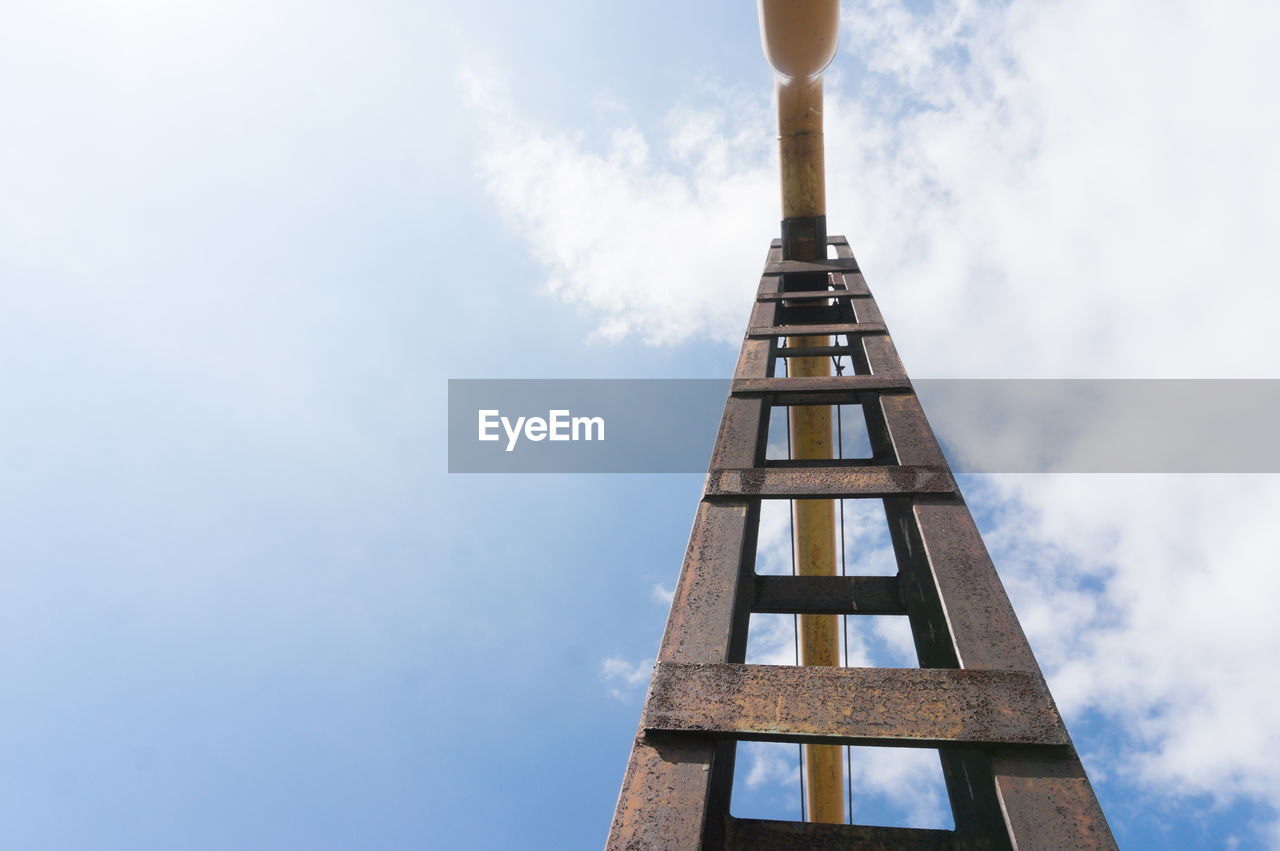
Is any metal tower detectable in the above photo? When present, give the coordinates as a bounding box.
[606,3,1115,846]
[604,233,1117,848]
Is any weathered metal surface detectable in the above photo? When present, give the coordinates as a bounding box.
[990,748,1119,851]
[704,465,956,498]
[731,375,912,397]
[656,500,757,665]
[781,215,828,261]
[748,297,780,331]
[752,574,906,615]
[770,236,850,249]
[848,294,884,324]
[733,340,775,384]
[748,321,887,338]
[607,234,1116,848]
[883,498,960,670]
[938,749,1015,847]
[763,257,861,275]
[764,457,881,469]
[607,730,718,850]
[766,392,906,409]
[642,663,1069,747]
[756,288,858,302]
[910,501,1040,673]
[726,818,954,850]
[709,398,769,470]
[879,393,949,468]
[839,270,871,292]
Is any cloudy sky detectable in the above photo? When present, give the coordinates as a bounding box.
[3,0,1279,848]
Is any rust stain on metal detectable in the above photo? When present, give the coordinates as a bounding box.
[606,234,1115,848]
[642,663,1068,747]
[705,465,956,499]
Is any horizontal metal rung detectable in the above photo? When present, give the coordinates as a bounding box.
[642,663,1069,747]
[753,575,906,615]
[770,236,851,248]
[755,289,858,302]
[748,322,887,338]
[705,465,956,498]
[764,458,879,468]
[763,258,860,275]
[756,274,868,298]
[732,376,911,397]
[727,818,953,851]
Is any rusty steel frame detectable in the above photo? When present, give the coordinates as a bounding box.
[606,237,1117,850]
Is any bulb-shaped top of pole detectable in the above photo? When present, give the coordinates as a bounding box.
[758,0,838,83]
[758,0,838,259]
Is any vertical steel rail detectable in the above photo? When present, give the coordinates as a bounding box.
[605,237,1117,849]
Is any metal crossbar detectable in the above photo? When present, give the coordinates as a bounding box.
[606,237,1117,850]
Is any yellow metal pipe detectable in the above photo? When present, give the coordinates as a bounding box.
[760,0,844,825]
[788,391,844,825]
[776,77,826,221]
[759,0,837,223]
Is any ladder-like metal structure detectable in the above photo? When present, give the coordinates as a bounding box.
[607,237,1116,849]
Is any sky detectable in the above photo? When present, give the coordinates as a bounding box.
[2,0,1279,848]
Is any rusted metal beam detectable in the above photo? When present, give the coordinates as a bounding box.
[772,236,851,248]
[653,501,758,664]
[847,295,883,324]
[757,272,868,297]
[763,258,861,275]
[608,731,718,850]
[755,289,859,302]
[764,458,882,469]
[704,465,956,499]
[748,321,888,338]
[607,249,783,850]
[725,818,954,851]
[642,663,1070,748]
[607,234,1116,848]
[730,375,912,396]
[991,748,1119,850]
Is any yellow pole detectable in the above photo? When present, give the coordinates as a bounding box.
[788,388,844,825]
[759,0,844,825]
[776,75,826,231]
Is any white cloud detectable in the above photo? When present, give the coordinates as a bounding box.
[461,65,777,345]
[742,741,800,791]
[467,1,1280,376]
[847,747,949,829]
[827,0,1280,379]
[600,655,653,701]
[972,474,1280,810]
[650,583,675,605]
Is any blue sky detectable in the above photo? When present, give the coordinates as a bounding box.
[3,0,1280,848]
